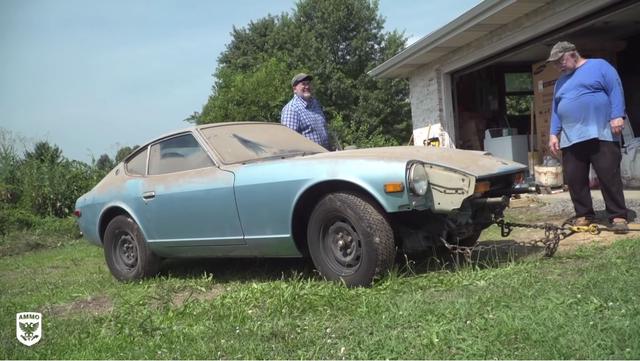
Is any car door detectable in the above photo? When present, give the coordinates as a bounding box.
[141,132,244,246]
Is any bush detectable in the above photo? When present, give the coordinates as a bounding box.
[0,207,79,236]
[31,216,80,236]
[16,157,104,218]
[0,206,35,235]
[0,207,81,256]
[0,132,105,234]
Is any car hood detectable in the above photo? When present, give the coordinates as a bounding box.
[303,146,527,177]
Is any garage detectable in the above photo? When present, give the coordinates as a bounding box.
[370,0,640,176]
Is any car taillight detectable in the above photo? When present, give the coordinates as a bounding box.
[73,210,81,218]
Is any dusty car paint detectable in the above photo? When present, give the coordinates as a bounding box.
[75,122,528,284]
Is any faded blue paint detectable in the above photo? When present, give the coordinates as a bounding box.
[230,157,410,242]
[139,167,244,248]
[75,126,527,261]
[151,235,300,258]
[75,196,101,245]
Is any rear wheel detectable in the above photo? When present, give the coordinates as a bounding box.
[307,192,395,287]
[104,215,160,281]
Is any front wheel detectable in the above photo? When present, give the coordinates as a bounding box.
[307,192,395,287]
[457,230,481,247]
[103,215,160,281]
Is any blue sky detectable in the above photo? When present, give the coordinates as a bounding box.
[0,0,482,163]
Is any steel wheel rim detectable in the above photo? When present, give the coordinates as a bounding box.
[114,232,138,271]
[320,218,362,275]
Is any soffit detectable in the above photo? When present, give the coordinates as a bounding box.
[369,0,551,78]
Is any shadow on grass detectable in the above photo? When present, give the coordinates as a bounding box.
[398,239,546,276]
[157,238,549,284]
[159,257,318,283]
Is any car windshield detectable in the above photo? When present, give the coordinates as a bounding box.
[198,123,327,164]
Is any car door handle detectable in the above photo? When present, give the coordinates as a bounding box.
[142,191,156,200]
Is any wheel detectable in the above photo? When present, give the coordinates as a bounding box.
[307,192,395,287]
[103,215,160,281]
[457,230,481,247]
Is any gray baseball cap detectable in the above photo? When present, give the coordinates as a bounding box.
[546,41,577,62]
[291,73,313,86]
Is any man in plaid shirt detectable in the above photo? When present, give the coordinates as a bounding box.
[280,73,331,149]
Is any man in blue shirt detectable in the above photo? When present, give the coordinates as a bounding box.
[547,41,628,233]
[281,73,331,149]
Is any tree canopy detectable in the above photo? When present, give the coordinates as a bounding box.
[192,0,411,147]
[95,154,115,172]
[24,141,63,165]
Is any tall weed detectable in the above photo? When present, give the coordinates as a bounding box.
[1,129,105,219]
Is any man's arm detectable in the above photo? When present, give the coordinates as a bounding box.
[549,85,562,156]
[601,60,626,135]
[280,104,299,132]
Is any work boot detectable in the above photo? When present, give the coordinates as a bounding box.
[573,216,591,226]
[610,218,629,234]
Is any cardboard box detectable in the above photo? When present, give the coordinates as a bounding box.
[531,60,560,161]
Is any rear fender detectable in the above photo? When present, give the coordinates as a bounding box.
[98,202,149,244]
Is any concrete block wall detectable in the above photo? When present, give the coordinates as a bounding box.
[408,63,443,130]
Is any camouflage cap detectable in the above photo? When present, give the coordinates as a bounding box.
[291,73,313,87]
[546,41,577,62]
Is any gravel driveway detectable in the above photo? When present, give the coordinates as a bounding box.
[533,190,640,222]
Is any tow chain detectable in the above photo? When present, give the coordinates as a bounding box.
[440,217,622,262]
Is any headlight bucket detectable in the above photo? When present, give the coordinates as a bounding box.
[408,163,429,196]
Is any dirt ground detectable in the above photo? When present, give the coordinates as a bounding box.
[493,192,639,253]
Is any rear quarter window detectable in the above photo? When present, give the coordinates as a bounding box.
[148,133,213,175]
[125,148,148,176]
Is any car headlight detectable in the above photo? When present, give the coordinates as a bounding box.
[408,163,428,196]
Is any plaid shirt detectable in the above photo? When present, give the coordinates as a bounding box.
[280,95,330,149]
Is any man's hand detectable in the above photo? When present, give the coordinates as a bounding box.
[610,117,625,135]
[548,135,560,156]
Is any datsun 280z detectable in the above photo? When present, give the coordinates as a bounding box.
[75,122,529,287]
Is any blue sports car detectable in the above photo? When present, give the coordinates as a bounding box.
[75,122,528,287]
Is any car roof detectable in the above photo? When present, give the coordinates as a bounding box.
[121,122,282,163]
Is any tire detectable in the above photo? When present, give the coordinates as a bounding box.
[103,215,160,281]
[307,192,395,287]
[457,230,481,247]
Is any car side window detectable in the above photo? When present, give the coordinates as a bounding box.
[125,148,148,176]
[148,133,213,175]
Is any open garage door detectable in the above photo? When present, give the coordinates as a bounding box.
[451,0,640,162]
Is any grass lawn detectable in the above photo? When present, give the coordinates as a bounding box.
[1,232,639,359]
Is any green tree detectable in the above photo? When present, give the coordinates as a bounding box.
[95,153,115,172]
[200,58,292,122]
[115,145,139,163]
[24,141,63,165]
[193,0,411,147]
[0,129,21,205]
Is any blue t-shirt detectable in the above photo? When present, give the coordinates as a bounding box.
[550,58,626,148]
